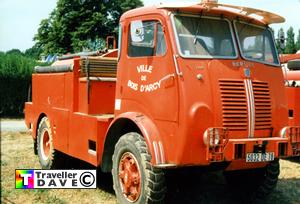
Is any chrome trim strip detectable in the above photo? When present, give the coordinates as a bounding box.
[79,77,117,82]
[173,55,183,76]
[244,79,252,137]
[153,141,161,164]
[158,141,165,164]
[154,163,177,168]
[229,137,288,142]
[248,80,255,137]
[88,149,97,156]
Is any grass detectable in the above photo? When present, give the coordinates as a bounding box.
[1,132,116,204]
[1,131,300,204]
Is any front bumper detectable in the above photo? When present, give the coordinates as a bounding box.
[206,127,300,163]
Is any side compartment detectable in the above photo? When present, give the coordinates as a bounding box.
[68,113,114,166]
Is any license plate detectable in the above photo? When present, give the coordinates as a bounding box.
[246,152,275,162]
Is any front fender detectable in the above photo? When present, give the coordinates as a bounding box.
[110,112,165,165]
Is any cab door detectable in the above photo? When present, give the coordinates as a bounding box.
[119,17,178,122]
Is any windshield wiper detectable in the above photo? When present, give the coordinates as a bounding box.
[193,12,203,44]
[193,24,200,44]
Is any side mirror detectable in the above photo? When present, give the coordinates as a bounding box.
[130,20,144,43]
[279,30,285,50]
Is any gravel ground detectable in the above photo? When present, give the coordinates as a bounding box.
[0,119,27,132]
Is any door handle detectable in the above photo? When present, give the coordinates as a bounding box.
[160,74,175,88]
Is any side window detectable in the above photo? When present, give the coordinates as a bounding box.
[156,24,166,56]
[128,20,167,57]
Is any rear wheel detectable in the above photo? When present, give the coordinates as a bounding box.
[224,159,280,200]
[112,132,166,204]
[37,117,61,169]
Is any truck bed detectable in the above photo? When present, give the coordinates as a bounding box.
[25,54,118,166]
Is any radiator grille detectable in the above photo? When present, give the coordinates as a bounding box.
[219,80,248,130]
[252,81,272,130]
[219,79,272,131]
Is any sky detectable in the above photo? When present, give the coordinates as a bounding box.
[0,0,299,52]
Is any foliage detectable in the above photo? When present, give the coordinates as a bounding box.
[0,51,34,79]
[34,0,143,55]
[6,49,24,56]
[275,28,285,54]
[296,29,300,51]
[24,44,43,60]
[284,27,296,54]
[0,51,43,116]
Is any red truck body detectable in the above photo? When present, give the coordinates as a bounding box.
[25,2,300,203]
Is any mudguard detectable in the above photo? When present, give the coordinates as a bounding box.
[109,112,165,165]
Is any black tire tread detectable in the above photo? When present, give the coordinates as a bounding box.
[224,159,280,200]
[37,117,55,169]
[36,117,65,169]
[254,159,280,199]
[112,132,166,204]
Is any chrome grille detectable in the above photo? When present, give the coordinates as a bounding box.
[252,81,272,130]
[219,80,248,130]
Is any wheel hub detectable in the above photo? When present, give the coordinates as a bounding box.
[41,129,51,160]
[119,152,141,202]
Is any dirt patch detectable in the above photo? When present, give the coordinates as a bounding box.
[1,132,299,204]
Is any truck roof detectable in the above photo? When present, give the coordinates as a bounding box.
[121,2,285,26]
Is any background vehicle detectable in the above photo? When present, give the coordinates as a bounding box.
[25,1,300,203]
[281,53,300,127]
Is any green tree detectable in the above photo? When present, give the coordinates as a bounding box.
[0,52,34,116]
[285,27,296,54]
[6,49,23,56]
[106,0,143,32]
[24,44,43,59]
[275,28,285,53]
[34,0,143,54]
[296,29,300,52]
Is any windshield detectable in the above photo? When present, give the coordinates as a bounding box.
[235,22,279,65]
[173,15,237,58]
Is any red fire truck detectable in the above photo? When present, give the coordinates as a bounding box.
[25,1,300,203]
[281,54,300,126]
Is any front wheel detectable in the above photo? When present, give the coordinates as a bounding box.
[112,132,166,204]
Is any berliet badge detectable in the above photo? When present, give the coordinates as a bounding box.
[244,68,251,78]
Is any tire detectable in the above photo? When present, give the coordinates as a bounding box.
[112,132,166,204]
[37,117,56,169]
[288,59,300,70]
[224,159,280,200]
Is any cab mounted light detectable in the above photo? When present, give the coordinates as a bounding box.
[203,128,220,147]
[203,127,229,162]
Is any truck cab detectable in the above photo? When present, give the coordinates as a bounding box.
[115,3,299,166]
[25,2,300,203]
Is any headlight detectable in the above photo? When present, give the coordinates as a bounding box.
[203,128,220,147]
